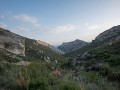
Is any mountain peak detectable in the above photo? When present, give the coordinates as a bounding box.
[58,39,88,53]
[75,39,80,41]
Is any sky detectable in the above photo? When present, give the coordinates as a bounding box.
[0,0,120,45]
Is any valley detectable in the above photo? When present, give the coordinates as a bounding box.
[0,25,120,90]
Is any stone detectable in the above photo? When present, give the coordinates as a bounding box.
[0,29,25,56]
[95,25,120,42]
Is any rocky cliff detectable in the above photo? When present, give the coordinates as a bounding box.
[0,27,25,56]
[95,25,120,42]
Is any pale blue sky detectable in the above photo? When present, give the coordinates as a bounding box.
[0,0,120,45]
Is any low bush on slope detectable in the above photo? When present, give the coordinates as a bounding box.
[0,60,119,90]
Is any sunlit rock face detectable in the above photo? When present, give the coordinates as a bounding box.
[0,28,25,56]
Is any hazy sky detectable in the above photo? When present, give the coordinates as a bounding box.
[0,0,120,45]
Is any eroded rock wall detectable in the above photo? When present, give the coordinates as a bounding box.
[0,28,25,56]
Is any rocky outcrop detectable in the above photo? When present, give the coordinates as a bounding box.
[95,25,120,42]
[37,40,50,47]
[58,39,88,53]
[37,40,64,54]
[0,28,25,56]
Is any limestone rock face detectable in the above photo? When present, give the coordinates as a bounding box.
[0,28,25,56]
[37,40,50,47]
[95,25,120,42]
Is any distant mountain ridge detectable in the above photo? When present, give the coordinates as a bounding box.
[58,39,88,53]
[65,25,120,57]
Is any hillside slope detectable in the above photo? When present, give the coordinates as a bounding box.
[65,25,120,57]
[72,39,120,82]
[0,27,67,63]
[25,38,66,63]
[63,25,120,88]
[0,27,119,90]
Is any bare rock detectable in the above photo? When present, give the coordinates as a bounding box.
[0,28,25,56]
[95,25,120,42]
